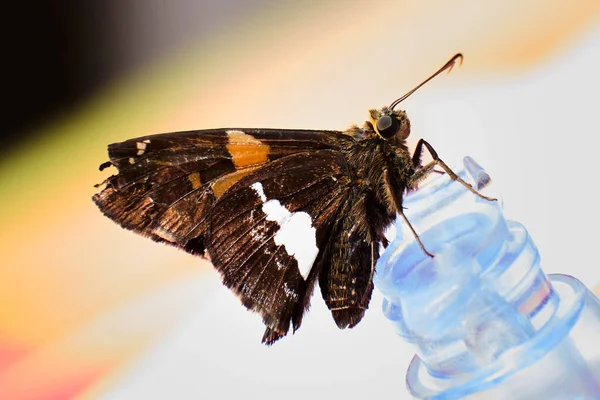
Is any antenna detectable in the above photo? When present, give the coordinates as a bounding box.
[390,53,463,110]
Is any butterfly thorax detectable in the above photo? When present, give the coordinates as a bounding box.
[341,136,413,232]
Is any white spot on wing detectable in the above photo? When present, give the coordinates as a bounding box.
[283,281,298,300]
[263,200,291,223]
[136,141,147,155]
[250,182,318,280]
[251,182,266,202]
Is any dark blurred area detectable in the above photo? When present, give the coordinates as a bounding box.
[2,1,262,155]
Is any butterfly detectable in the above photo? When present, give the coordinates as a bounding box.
[93,53,494,344]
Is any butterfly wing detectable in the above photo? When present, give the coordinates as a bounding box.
[93,128,352,257]
[207,149,357,343]
[318,192,382,330]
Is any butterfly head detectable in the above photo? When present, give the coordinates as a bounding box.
[369,107,410,140]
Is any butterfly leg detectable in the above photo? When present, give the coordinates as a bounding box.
[411,139,497,202]
[384,169,434,258]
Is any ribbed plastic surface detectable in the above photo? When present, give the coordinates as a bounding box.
[374,157,600,399]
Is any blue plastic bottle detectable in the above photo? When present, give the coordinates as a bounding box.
[374,157,600,399]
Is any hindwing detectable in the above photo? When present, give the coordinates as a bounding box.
[207,150,353,343]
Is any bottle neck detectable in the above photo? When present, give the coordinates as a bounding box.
[374,157,555,376]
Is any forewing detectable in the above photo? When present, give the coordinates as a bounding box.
[93,128,352,256]
[207,150,351,344]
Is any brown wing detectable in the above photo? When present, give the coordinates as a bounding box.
[207,150,352,344]
[318,190,382,330]
[93,128,353,256]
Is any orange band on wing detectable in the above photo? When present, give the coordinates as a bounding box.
[212,167,259,198]
[188,172,202,189]
[226,130,270,167]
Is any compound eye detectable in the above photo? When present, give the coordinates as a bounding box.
[376,115,400,138]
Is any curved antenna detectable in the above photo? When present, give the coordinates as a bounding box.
[390,53,463,110]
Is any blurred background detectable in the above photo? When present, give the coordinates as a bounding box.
[2,1,600,398]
